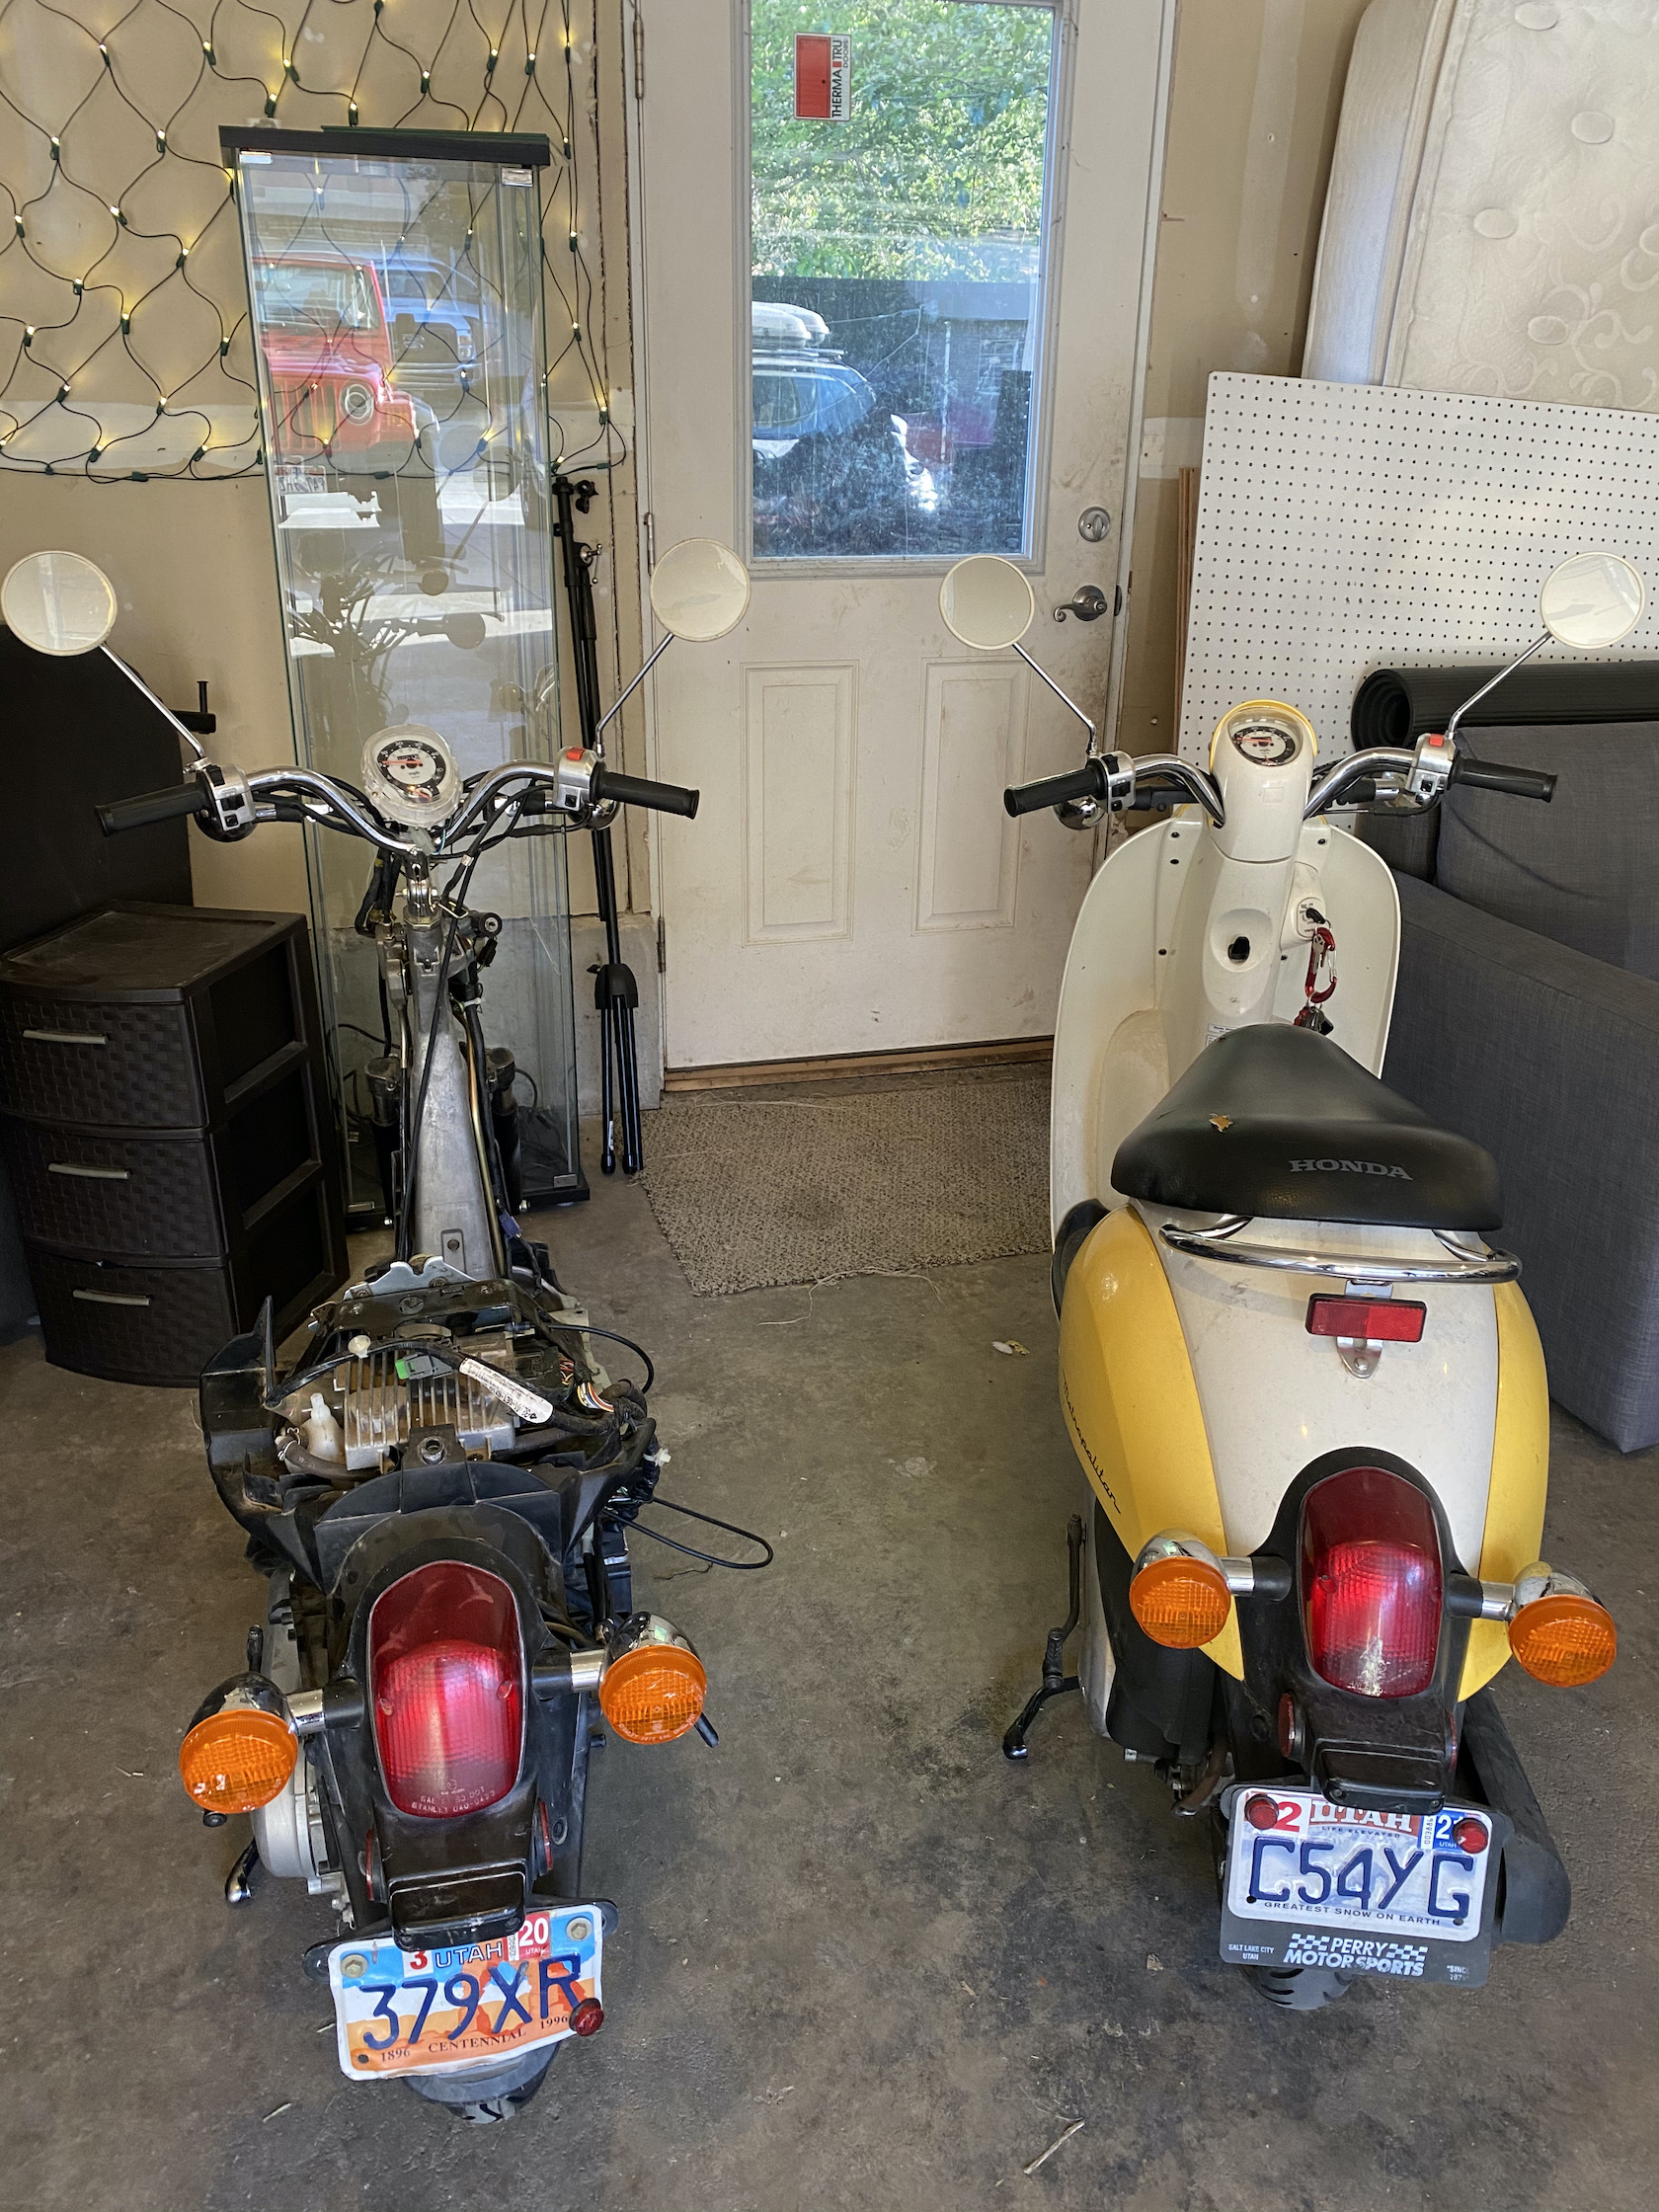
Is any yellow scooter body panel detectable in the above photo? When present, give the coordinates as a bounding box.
[1058,1208,1244,1679]
[1458,1282,1550,1698]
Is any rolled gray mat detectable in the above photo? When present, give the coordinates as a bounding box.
[1352,662,1659,749]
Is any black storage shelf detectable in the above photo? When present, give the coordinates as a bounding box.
[0,905,347,1387]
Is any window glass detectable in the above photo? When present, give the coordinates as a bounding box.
[750,0,1057,561]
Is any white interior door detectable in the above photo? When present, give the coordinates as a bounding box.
[637,0,1173,1069]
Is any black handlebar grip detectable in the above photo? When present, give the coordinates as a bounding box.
[97,781,207,836]
[1003,760,1105,818]
[592,766,700,820]
[1450,756,1556,803]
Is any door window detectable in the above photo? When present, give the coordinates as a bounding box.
[750,1,1059,562]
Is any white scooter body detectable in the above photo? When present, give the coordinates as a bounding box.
[1050,707,1501,1573]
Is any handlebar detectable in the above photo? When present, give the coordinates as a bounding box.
[100,754,702,848]
[1004,760,1106,817]
[1449,754,1555,803]
[97,780,207,835]
[1003,750,1226,825]
[1308,741,1555,816]
[592,765,700,820]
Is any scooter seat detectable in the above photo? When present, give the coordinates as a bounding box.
[1111,1024,1503,1230]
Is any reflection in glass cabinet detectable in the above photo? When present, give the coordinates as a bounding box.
[227,129,582,1222]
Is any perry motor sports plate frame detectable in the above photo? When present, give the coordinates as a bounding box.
[328,1904,602,2082]
[1217,1784,1513,1988]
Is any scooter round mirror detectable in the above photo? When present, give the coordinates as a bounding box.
[1539,553,1645,649]
[939,556,1035,652]
[649,538,750,642]
[1,549,118,656]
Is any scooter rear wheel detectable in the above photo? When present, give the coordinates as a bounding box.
[1241,1962,1355,2011]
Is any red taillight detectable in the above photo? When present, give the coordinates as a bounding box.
[1305,1296,1425,1343]
[368,1562,524,1818]
[1302,1466,1442,1698]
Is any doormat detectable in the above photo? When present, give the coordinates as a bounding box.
[639,1074,1051,1296]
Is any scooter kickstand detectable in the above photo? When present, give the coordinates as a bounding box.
[225,1838,261,1908]
[1002,1515,1084,1761]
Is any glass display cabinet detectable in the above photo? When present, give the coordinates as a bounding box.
[223,126,582,1223]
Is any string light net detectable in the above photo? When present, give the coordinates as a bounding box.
[0,0,622,478]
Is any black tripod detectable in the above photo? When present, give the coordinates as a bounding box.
[552,473,645,1176]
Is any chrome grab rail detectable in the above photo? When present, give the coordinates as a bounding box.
[1157,1215,1520,1285]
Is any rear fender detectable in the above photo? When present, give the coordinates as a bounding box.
[1058,1207,1243,1679]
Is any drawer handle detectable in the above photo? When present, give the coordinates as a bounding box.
[49,1161,130,1181]
[23,1028,109,1047]
[71,1288,151,1308]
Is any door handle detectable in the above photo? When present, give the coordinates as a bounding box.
[1054,585,1113,623]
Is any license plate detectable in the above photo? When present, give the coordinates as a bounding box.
[329,1906,602,2081]
[1218,1786,1509,1987]
[276,465,327,504]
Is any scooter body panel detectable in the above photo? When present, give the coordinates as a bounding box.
[1146,1204,1500,1566]
[1058,1206,1244,1678]
[1051,809,1399,1235]
[1461,1282,1549,1697]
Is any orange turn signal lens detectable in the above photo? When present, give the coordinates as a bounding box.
[598,1645,707,1745]
[179,1708,296,1815]
[1130,1555,1232,1648]
[1508,1592,1617,1688]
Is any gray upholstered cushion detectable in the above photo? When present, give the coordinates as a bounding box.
[1435,722,1659,981]
[1358,804,1439,881]
[1384,874,1659,1453]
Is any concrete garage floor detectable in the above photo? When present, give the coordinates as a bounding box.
[3,1122,1655,2212]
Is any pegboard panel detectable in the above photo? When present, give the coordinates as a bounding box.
[1178,375,1659,760]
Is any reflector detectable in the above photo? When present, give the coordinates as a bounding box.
[179,1708,295,1815]
[1303,1466,1442,1698]
[1128,1554,1231,1648]
[1508,1592,1617,1688]
[369,1562,524,1818]
[598,1644,707,1745]
[1305,1296,1426,1343]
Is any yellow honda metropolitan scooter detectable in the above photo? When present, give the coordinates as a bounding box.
[940,551,1639,2009]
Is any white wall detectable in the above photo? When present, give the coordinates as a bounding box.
[1117,0,1373,753]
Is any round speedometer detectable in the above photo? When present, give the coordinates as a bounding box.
[361,724,460,829]
[1229,717,1302,766]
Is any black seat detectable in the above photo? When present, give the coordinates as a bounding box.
[1111,1024,1502,1230]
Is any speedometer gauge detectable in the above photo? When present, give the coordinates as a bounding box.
[361,725,460,829]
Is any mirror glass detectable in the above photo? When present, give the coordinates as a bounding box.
[939,555,1035,651]
[1540,553,1645,649]
[1,550,118,656]
[650,539,751,642]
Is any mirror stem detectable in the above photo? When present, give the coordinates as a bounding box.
[101,647,206,763]
[1012,642,1096,749]
[1444,631,1549,750]
[593,631,675,750]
